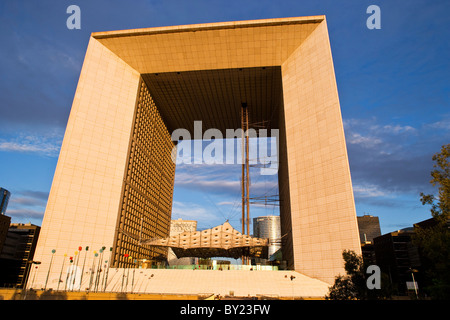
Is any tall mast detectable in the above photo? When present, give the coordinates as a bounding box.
[245,105,250,237]
[241,103,246,237]
[241,103,251,265]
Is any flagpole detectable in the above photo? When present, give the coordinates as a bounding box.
[79,246,88,291]
[57,254,66,291]
[44,249,56,290]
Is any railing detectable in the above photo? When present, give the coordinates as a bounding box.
[167,264,278,271]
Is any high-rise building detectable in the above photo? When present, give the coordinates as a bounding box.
[373,228,421,295]
[0,187,11,216]
[31,16,361,289]
[253,216,281,258]
[0,223,41,288]
[170,219,197,235]
[0,188,11,256]
[357,215,382,266]
[168,219,197,266]
[0,214,11,255]
[357,215,382,243]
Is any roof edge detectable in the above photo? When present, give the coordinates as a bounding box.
[92,15,325,39]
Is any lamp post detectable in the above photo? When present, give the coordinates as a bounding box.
[65,256,73,291]
[131,258,137,294]
[89,251,98,291]
[80,246,88,291]
[22,260,41,300]
[44,249,56,290]
[101,259,108,291]
[408,268,419,299]
[103,247,112,292]
[71,248,81,290]
[57,254,67,291]
[122,253,129,293]
[126,255,132,291]
[94,247,104,292]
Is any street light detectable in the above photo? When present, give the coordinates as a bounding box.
[44,249,56,290]
[22,261,41,300]
[57,254,67,291]
[407,268,419,299]
[94,247,105,292]
[103,247,113,292]
[23,260,41,289]
[89,251,98,291]
[79,246,88,291]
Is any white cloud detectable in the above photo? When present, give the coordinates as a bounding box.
[174,169,277,197]
[0,131,62,157]
[344,117,420,155]
[14,31,81,74]
[353,184,388,198]
[5,189,49,225]
[347,132,382,147]
[428,118,450,130]
[0,141,58,155]
[378,124,416,134]
[344,118,417,136]
[171,201,220,223]
[217,201,235,206]
[5,208,45,220]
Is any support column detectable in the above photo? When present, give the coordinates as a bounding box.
[31,36,141,290]
[280,19,361,284]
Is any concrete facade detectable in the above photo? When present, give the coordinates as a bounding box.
[32,16,360,290]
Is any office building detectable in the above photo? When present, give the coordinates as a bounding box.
[357,214,382,265]
[253,215,281,258]
[0,214,11,256]
[373,228,421,295]
[31,16,361,289]
[168,219,197,266]
[0,188,11,216]
[0,223,41,288]
[357,214,382,243]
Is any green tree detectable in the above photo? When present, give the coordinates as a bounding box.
[325,250,390,300]
[419,143,450,221]
[325,250,362,300]
[415,143,450,299]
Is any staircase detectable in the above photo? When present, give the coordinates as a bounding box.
[100,268,330,299]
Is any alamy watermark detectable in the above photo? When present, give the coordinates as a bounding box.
[171,121,279,176]
[64,4,378,176]
[66,5,81,30]
[67,5,381,31]
[367,5,381,30]
[366,265,381,289]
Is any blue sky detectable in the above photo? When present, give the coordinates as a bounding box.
[0,0,449,234]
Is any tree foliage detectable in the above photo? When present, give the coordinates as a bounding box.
[325,250,390,300]
[419,143,450,221]
[415,143,450,299]
[327,144,450,300]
